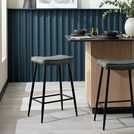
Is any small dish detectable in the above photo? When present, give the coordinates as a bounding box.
[71,29,87,36]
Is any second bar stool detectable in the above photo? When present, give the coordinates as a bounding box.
[94,59,134,130]
[27,55,78,123]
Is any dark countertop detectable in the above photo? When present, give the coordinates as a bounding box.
[66,35,134,42]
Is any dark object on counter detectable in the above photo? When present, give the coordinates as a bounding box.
[103,31,119,37]
[97,35,120,39]
[85,32,92,36]
[71,29,87,36]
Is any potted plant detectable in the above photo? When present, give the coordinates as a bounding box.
[100,0,134,37]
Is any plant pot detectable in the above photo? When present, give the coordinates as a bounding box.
[125,17,134,37]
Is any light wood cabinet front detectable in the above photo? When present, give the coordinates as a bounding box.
[85,41,134,108]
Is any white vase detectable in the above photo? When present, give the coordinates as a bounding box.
[125,17,134,37]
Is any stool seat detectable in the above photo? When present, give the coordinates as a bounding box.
[97,59,134,70]
[31,55,73,64]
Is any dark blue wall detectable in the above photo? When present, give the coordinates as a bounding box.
[8,9,125,82]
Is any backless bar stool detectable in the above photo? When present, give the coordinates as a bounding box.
[94,59,134,130]
[27,55,78,123]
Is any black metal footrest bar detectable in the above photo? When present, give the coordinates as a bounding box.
[99,99,131,104]
[32,94,72,99]
[33,97,74,104]
[63,94,72,98]
[32,93,74,104]
[32,93,60,99]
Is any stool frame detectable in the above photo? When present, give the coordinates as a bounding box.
[94,67,134,130]
[28,63,78,123]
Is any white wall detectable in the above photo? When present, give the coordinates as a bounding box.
[79,0,97,8]
[0,0,8,91]
[7,0,24,8]
[7,0,102,8]
[7,0,17,8]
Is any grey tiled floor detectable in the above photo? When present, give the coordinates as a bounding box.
[1,82,134,134]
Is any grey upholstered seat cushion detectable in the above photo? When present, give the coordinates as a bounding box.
[97,59,134,70]
[31,55,73,64]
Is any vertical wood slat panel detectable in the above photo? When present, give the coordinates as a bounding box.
[8,9,124,82]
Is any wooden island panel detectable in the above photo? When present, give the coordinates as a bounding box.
[85,41,134,108]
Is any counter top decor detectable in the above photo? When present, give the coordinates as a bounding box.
[100,0,134,37]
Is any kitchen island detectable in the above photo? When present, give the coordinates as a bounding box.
[67,36,134,110]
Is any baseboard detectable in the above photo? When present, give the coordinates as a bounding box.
[0,81,8,101]
[92,107,133,114]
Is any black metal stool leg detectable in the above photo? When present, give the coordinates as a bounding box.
[41,64,47,123]
[68,64,78,116]
[94,67,104,121]
[58,65,64,111]
[103,69,110,131]
[28,64,37,117]
[128,70,134,117]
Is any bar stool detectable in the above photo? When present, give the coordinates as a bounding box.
[94,59,134,130]
[27,55,78,123]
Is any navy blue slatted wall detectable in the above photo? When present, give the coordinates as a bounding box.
[8,9,125,82]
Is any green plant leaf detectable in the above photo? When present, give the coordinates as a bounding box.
[100,0,134,17]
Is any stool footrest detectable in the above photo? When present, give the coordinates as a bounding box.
[32,94,74,104]
[32,93,60,99]
[99,99,131,104]
[33,97,74,104]
[32,94,72,99]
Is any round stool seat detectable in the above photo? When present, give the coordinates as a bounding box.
[31,55,73,65]
[97,59,134,70]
